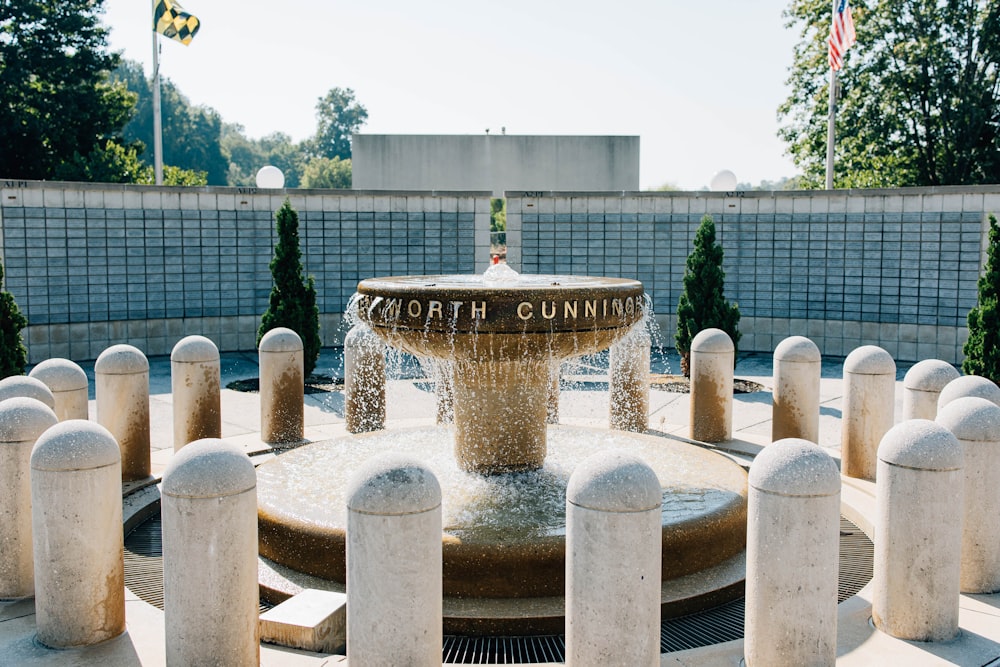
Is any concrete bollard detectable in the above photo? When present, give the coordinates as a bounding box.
[95,344,151,482]
[566,450,662,666]
[29,358,89,421]
[162,439,259,666]
[936,397,1000,593]
[873,420,963,641]
[771,336,822,443]
[171,335,221,451]
[609,327,651,432]
[902,360,960,420]
[344,323,386,433]
[938,374,1000,412]
[31,420,124,647]
[690,328,734,443]
[841,345,896,481]
[0,398,58,598]
[259,327,304,444]
[347,454,441,666]
[0,375,55,410]
[745,439,841,667]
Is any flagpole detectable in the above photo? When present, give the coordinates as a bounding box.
[152,25,164,185]
[825,0,837,190]
[825,69,836,190]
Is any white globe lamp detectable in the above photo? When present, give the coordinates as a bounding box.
[256,165,285,189]
[709,170,738,192]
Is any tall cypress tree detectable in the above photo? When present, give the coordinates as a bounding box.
[675,215,741,377]
[257,199,321,376]
[0,257,29,379]
[963,214,1000,381]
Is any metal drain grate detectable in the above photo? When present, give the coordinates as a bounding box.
[123,517,273,614]
[125,516,874,664]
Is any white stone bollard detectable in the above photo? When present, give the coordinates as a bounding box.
[566,450,662,666]
[690,328,734,442]
[31,420,124,647]
[259,327,304,444]
[162,439,259,666]
[347,454,441,666]
[344,323,386,433]
[29,358,89,421]
[938,374,1000,412]
[0,375,55,410]
[841,345,896,481]
[771,336,822,443]
[873,420,963,641]
[0,398,57,598]
[171,335,221,451]
[902,360,960,420]
[745,438,841,667]
[95,344,151,482]
[609,327,651,432]
[936,397,1000,593]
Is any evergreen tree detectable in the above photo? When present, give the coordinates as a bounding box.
[0,258,29,379]
[257,200,321,376]
[675,215,741,376]
[963,214,1000,381]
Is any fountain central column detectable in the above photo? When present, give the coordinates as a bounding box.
[451,358,550,473]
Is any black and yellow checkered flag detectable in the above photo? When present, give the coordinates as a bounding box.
[153,0,200,46]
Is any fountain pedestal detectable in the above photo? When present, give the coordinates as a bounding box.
[452,359,551,472]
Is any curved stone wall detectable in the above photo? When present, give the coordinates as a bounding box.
[2,180,998,364]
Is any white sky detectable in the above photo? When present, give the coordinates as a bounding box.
[102,0,803,190]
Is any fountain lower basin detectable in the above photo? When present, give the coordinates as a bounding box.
[257,425,748,632]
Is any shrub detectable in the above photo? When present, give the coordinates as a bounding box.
[257,199,321,376]
[0,257,29,378]
[963,213,1000,381]
[675,214,741,376]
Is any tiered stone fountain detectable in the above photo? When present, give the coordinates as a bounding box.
[256,267,749,633]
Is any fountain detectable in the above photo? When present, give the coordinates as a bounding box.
[256,266,749,634]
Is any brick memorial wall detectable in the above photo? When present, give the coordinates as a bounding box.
[0,182,488,362]
[507,187,1000,363]
[1,181,998,364]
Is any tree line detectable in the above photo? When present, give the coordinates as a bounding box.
[2,0,998,190]
[0,0,365,188]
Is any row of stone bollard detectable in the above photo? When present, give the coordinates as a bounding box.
[1,329,309,485]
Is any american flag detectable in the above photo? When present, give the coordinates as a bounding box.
[828,0,857,71]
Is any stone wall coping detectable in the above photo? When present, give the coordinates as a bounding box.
[0,179,492,199]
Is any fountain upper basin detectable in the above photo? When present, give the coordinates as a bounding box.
[354,274,645,360]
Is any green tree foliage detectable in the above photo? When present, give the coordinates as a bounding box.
[964,214,1000,381]
[112,61,228,185]
[779,0,1000,187]
[0,0,136,180]
[0,258,29,379]
[489,198,507,246]
[258,200,321,376]
[222,125,307,187]
[310,87,368,160]
[675,215,741,376]
[301,157,352,189]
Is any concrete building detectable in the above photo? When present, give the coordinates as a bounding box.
[351,134,640,195]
